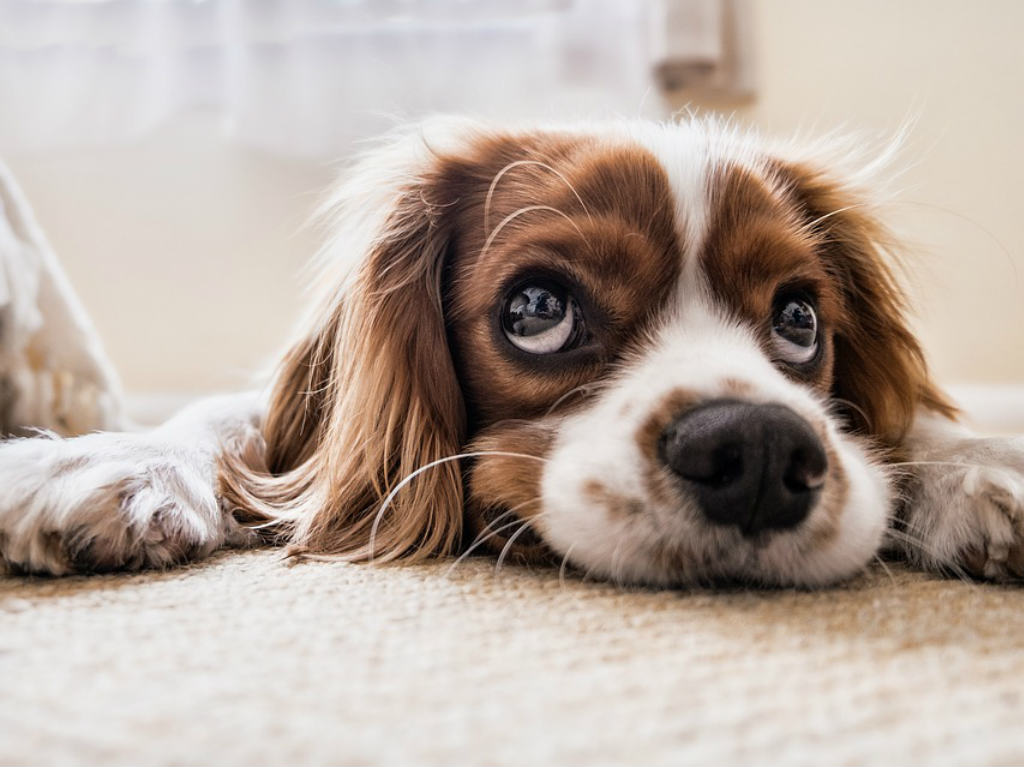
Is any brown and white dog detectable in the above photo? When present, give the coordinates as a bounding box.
[3,117,1024,587]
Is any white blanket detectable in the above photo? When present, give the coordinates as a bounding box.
[0,162,122,435]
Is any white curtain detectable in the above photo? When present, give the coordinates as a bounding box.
[0,0,752,158]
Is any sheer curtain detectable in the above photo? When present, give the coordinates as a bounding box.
[0,0,752,158]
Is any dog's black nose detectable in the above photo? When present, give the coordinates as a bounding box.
[658,400,827,535]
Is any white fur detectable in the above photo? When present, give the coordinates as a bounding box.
[0,393,262,575]
[892,413,1024,579]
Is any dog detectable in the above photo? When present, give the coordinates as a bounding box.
[2,117,1023,587]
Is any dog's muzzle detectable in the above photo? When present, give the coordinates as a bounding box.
[658,400,827,536]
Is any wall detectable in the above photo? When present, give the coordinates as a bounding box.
[7,113,332,393]
[733,0,1024,386]
[5,0,1024,394]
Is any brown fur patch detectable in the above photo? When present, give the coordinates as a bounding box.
[582,479,645,518]
[634,388,704,510]
[635,387,702,463]
[721,377,755,398]
[464,420,557,561]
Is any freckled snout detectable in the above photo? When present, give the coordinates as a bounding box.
[658,400,827,536]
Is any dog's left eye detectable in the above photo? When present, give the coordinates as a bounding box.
[771,296,818,365]
[502,281,582,354]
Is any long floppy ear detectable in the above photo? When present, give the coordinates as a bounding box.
[221,132,468,562]
[778,160,957,448]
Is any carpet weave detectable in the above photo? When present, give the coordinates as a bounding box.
[2,551,1023,765]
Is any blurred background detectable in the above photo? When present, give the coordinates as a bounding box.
[2,0,1023,422]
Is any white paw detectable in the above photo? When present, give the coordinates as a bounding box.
[0,431,256,575]
[897,435,1024,581]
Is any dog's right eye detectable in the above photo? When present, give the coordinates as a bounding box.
[501,281,583,354]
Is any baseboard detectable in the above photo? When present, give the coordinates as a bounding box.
[126,384,1024,434]
[946,384,1024,433]
[125,391,225,426]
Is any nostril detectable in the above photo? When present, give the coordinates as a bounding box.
[782,446,828,493]
[702,444,744,488]
[659,428,745,489]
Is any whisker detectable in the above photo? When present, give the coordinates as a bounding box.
[872,552,897,587]
[558,543,578,588]
[443,497,542,577]
[579,559,604,586]
[443,516,524,578]
[892,199,1018,285]
[544,383,600,417]
[799,203,868,234]
[480,205,587,260]
[243,516,292,532]
[368,450,546,562]
[882,526,978,587]
[887,460,988,470]
[828,397,873,432]
[494,514,549,576]
[483,160,594,234]
[607,536,628,590]
[882,504,937,540]
[884,510,931,540]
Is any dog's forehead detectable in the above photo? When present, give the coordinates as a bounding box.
[454,124,817,282]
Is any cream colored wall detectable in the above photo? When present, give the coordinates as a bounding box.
[6,114,333,394]
[5,0,1024,393]
[734,0,1024,385]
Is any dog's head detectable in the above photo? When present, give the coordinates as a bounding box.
[223,118,955,587]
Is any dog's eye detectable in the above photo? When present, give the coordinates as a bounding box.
[502,282,581,354]
[771,296,818,365]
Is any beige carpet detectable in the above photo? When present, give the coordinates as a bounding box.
[2,551,1023,766]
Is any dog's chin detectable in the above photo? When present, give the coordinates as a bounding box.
[532,502,889,589]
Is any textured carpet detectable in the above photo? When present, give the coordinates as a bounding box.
[2,551,1023,766]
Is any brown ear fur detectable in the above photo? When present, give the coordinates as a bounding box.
[779,162,957,448]
[220,168,466,562]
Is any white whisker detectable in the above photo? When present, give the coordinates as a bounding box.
[494,514,548,576]
[558,543,578,588]
[544,383,600,417]
[872,552,896,586]
[798,203,867,235]
[481,205,587,259]
[483,159,594,234]
[368,450,546,562]
[443,496,542,577]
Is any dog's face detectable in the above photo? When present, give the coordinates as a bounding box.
[223,119,953,588]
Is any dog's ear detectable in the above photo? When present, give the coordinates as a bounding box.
[221,137,467,562]
[779,161,957,448]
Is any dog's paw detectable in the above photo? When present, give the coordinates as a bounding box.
[955,461,1024,579]
[0,432,255,575]
[896,435,1024,581]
